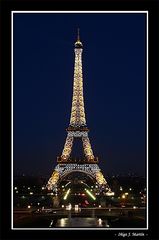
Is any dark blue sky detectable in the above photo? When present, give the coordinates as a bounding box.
[13,13,146,177]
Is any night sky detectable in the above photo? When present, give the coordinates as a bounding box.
[13,12,146,177]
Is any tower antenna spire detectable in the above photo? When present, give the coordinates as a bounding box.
[77,28,80,41]
[75,28,82,48]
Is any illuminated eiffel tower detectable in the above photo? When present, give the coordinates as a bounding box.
[47,30,113,196]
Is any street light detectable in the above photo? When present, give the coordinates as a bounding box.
[122,194,126,199]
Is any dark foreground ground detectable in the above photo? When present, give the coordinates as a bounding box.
[13,208,146,228]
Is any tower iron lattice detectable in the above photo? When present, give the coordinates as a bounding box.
[47,30,113,196]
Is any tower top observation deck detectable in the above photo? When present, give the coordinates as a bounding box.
[75,28,83,48]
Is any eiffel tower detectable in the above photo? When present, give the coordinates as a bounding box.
[47,30,113,196]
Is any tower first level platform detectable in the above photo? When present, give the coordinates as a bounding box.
[47,163,113,196]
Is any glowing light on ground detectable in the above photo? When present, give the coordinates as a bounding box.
[63,188,71,200]
[85,188,96,200]
[106,191,114,196]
